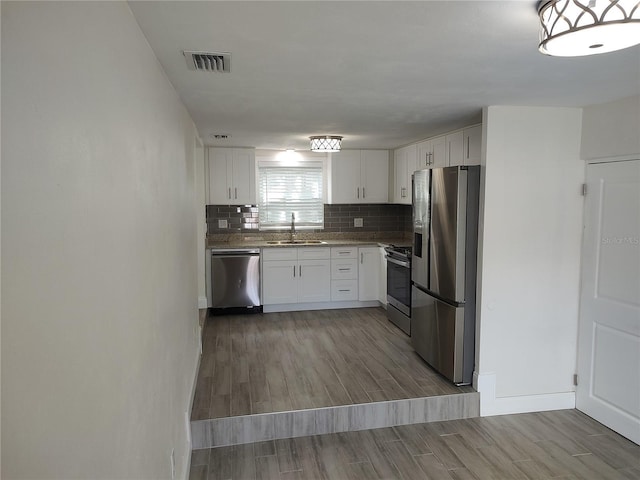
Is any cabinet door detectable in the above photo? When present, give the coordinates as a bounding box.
[298,259,331,302]
[361,150,389,203]
[393,148,411,204]
[262,260,298,305]
[330,151,361,203]
[378,246,387,304]
[446,131,464,167]
[416,139,432,169]
[431,136,447,168]
[358,247,379,301]
[208,148,232,204]
[232,148,256,204]
[463,125,482,165]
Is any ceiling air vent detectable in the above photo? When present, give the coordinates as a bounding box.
[183,51,231,73]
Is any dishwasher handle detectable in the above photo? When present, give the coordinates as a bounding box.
[211,249,260,256]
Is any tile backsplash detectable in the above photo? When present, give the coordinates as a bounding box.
[206,204,411,235]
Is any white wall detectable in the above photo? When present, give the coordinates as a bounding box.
[196,141,207,308]
[581,95,640,160]
[1,3,200,479]
[475,106,584,416]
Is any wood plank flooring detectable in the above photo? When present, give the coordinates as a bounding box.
[192,308,472,421]
[189,409,640,480]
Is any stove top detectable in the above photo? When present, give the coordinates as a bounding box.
[385,245,412,260]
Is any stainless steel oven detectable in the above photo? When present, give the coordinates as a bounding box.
[385,246,412,335]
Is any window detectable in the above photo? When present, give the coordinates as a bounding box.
[258,161,324,230]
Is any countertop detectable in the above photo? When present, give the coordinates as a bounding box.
[206,235,411,250]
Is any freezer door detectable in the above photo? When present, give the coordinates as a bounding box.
[429,167,467,302]
[412,168,430,288]
[411,285,465,384]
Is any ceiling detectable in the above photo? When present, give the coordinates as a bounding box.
[128,1,640,150]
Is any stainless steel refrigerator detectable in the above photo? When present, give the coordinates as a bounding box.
[411,166,480,385]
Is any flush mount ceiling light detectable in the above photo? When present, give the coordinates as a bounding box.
[538,0,640,56]
[309,136,343,152]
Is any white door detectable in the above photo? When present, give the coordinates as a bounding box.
[577,159,640,444]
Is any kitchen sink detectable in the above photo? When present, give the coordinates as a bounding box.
[266,240,327,245]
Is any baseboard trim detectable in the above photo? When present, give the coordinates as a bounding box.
[263,300,380,313]
[182,330,203,480]
[198,296,208,309]
[475,372,576,417]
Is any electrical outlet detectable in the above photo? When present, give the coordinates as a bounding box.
[354,218,363,228]
[218,219,228,229]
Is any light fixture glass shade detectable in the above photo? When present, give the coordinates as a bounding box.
[538,0,640,56]
[309,136,343,152]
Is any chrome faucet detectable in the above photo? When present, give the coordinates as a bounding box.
[290,212,296,241]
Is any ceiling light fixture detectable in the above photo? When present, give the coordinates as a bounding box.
[538,0,640,56]
[309,135,343,152]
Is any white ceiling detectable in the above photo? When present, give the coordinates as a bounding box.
[128,1,640,150]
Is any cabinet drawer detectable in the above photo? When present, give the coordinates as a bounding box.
[331,246,357,259]
[262,248,297,262]
[331,259,358,280]
[298,247,330,260]
[331,280,358,301]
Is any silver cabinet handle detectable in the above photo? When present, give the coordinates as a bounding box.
[361,252,364,264]
[293,265,296,277]
[299,265,302,276]
[228,187,231,199]
[357,187,360,199]
[338,268,350,271]
[362,187,366,198]
[338,289,350,292]
[467,136,470,159]
[234,187,237,199]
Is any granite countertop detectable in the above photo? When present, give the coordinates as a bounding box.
[206,233,411,250]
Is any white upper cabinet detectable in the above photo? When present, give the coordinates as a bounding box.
[463,125,482,165]
[207,147,256,205]
[431,135,447,168]
[392,144,416,204]
[446,131,464,167]
[329,150,388,204]
[416,136,446,169]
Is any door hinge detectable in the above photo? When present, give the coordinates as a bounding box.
[573,374,578,386]
[581,184,587,196]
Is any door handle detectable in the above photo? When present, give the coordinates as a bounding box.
[293,265,296,277]
[362,187,365,198]
[357,187,360,199]
[234,187,237,199]
[299,265,302,277]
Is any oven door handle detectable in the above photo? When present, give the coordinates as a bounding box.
[386,256,410,268]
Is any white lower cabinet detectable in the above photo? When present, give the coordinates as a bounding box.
[263,245,382,307]
[331,247,358,301]
[262,248,330,305]
[378,246,388,305]
[358,247,380,302]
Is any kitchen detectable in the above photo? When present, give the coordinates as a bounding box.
[2,2,639,480]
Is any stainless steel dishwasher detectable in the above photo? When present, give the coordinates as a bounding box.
[210,248,261,310]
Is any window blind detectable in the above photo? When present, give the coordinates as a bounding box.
[258,163,324,230]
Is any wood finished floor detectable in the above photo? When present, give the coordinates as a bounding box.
[189,409,640,480]
[192,307,473,421]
